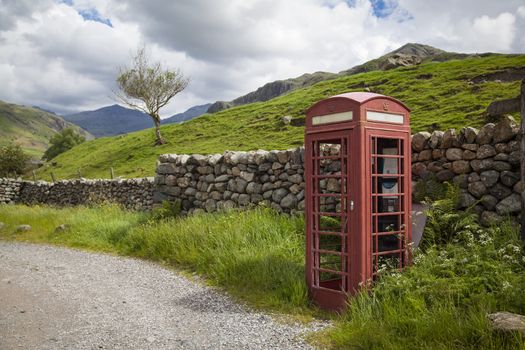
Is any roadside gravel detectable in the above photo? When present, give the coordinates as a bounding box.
[0,241,327,350]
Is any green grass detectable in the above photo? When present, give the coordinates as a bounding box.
[1,203,524,348]
[33,54,525,180]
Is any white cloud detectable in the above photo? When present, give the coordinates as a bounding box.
[0,0,524,118]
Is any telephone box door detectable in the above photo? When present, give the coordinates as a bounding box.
[305,130,354,310]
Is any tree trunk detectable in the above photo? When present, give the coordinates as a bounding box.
[520,79,525,241]
[151,115,166,145]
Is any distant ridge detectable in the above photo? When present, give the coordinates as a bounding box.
[207,43,469,114]
[162,103,212,124]
[63,104,152,137]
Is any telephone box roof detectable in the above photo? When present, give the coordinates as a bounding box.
[310,92,410,112]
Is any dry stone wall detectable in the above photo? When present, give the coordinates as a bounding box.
[0,178,154,210]
[156,115,523,224]
[411,116,522,225]
[154,149,307,215]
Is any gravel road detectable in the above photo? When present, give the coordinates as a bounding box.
[0,241,324,350]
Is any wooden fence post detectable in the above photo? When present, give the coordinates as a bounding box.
[110,167,115,179]
[520,79,525,241]
[50,172,56,183]
[77,168,82,179]
[32,170,36,182]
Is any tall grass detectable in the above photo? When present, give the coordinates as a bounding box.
[324,187,525,349]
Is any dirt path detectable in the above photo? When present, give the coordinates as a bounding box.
[0,242,321,350]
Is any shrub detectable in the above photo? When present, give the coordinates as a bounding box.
[0,144,29,177]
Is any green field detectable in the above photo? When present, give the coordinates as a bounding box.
[33,54,525,180]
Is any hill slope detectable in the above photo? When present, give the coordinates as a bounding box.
[0,101,92,158]
[34,54,525,180]
[207,43,467,113]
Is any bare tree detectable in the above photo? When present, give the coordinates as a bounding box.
[115,47,189,145]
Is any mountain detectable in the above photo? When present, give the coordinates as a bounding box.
[63,104,152,137]
[207,72,337,113]
[207,43,470,114]
[0,100,92,158]
[33,52,525,179]
[162,103,212,124]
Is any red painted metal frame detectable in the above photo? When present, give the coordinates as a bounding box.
[305,92,411,312]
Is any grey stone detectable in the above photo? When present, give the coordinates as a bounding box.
[432,149,444,160]
[493,115,518,143]
[442,129,458,148]
[492,161,511,171]
[250,194,263,203]
[514,181,525,193]
[496,193,521,215]
[263,190,273,200]
[418,150,432,161]
[458,191,477,208]
[453,174,469,189]
[476,123,495,144]
[288,174,303,184]
[468,181,487,198]
[214,174,230,182]
[461,143,479,151]
[272,162,283,170]
[15,225,31,232]
[272,188,289,203]
[509,151,520,165]
[240,171,255,182]
[277,151,289,164]
[197,166,213,175]
[436,170,454,181]
[429,130,444,149]
[480,170,499,187]
[476,144,496,159]
[489,183,512,200]
[246,182,262,194]
[280,194,298,209]
[412,131,431,151]
[204,199,217,212]
[480,211,503,226]
[481,195,499,211]
[258,163,272,172]
[445,148,463,161]
[494,143,508,153]
[500,171,520,187]
[238,194,251,206]
[451,160,471,174]
[488,312,525,335]
[177,177,190,188]
[460,126,478,144]
[427,161,443,172]
[157,163,177,174]
[462,150,477,160]
[184,187,197,197]
[494,153,509,161]
[470,159,494,172]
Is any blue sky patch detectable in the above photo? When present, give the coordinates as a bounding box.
[78,8,113,27]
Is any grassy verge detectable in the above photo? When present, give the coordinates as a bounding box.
[0,203,524,349]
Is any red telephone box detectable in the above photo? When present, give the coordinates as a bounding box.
[304,92,412,311]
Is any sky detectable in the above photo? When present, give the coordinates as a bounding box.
[0,0,524,118]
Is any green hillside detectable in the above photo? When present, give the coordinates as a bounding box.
[34,54,524,180]
[0,101,92,158]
